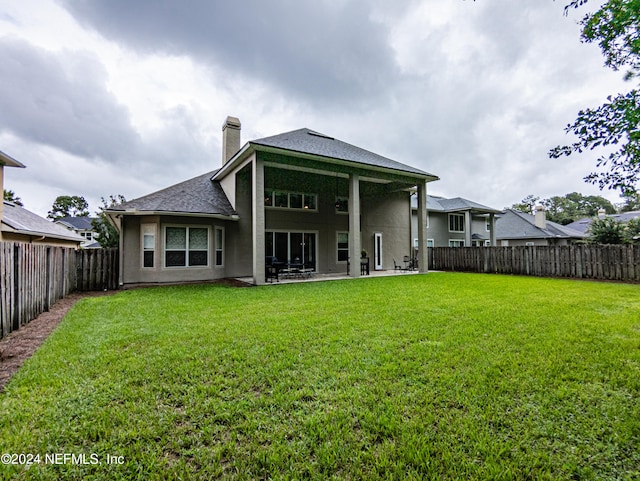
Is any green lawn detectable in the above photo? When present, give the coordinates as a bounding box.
[1,273,639,480]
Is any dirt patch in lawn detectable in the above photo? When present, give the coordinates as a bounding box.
[0,291,112,392]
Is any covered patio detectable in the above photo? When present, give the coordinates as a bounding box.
[236,266,424,286]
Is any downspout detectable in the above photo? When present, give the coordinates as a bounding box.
[116,215,124,287]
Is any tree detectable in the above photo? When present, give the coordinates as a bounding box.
[542,192,616,224]
[618,190,640,211]
[587,216,626,244]
[3,189,23,206]
[510,195,540,214]
[47,195,89,220]
[550,0,640,195]
[92,195,126,248]
[624,217,640,243]
[511,192,616,224]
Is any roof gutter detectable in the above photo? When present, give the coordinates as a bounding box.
[2,227,82,243]
[105,209,240,221]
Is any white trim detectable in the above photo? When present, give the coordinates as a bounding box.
[336,231,349,264]
[374,232,383,270]
[214,226,224,267]
[448,213,465,233]
[141,223,156,269]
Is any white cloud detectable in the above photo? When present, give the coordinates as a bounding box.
[0,0,633,220]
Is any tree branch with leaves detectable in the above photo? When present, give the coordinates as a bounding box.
[551,0,640,195]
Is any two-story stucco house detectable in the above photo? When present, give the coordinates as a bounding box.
[107,117,439,286]
[411,195,501,250]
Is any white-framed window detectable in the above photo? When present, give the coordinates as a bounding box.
[265,190,317,211]
[337,232,349,262]
[141,224,156,268]
[215,227,224,267]
[449,213,465,233]
[416,238,435,248]
[449,239,465,247]
[485,217,491,232]
[165,226,209,267]
[484,240,491,247]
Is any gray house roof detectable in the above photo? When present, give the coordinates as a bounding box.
[0,149,26,168]
[110,171,237,218]
[496,209,585,240]
[56,216,96,231]
[1,201,84,242]
[566,211,640,234]
[249,128,438,180]
[412,195,501,214]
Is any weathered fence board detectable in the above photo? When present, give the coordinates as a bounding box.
[0,243,119,339]
[429,245,640,282]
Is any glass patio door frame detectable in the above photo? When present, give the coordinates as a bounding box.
[265,230,318,270]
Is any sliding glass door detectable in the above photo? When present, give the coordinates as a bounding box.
[266,232,316,270]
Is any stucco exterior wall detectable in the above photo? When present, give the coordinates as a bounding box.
[224,164,253,277]
[120,214,228,285]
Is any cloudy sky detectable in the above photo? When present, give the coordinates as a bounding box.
[0,0,631,217]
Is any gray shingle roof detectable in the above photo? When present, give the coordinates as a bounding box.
[250,128,437,179]
[412,195,501,214]
[56,216,96,230]
[2,201,84,242]
[496,209,585,240]
[112,171,237,217]
[566,211,640,234]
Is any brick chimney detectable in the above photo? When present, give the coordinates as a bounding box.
[222,116,241,166]
[534,205,546,229]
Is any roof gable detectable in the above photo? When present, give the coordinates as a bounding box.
[250,128,437,179]
[112,171,236,217]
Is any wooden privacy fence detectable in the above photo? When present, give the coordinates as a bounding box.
[0,243,118,339]
[428,245,640,282]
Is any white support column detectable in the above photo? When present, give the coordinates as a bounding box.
[417,181,428,273]
[348,173,361,278]
[252,156,266,285]
[465,211,472,247]
[489,213,496,246]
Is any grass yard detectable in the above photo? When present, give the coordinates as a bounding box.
[0,273,639,480]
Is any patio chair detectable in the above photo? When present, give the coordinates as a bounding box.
[393,259,405,271]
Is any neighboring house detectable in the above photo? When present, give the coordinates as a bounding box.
[0,149,26,242]
[55,216,101,248]
[566,210,640,235]
[2,201,84,247]
[1,150,83,248]
[107,117,439,286]
[496,207,585,246]
[412,195,501,248]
